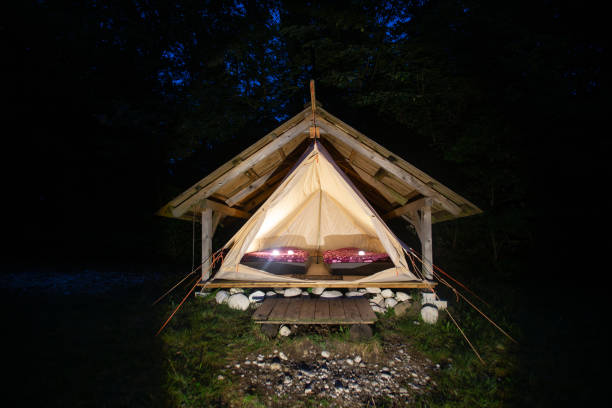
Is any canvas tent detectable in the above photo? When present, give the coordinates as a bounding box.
[157,100,482,288]
[215,140,419,283]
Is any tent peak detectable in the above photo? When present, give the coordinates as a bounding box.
[304,99,324,109]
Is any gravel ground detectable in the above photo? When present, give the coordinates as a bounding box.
[221,338,439,407]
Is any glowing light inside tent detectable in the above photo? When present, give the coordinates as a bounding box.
[241,248,308,263]
[358,250,365,256]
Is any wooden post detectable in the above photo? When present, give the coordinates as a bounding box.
[419,198,434,280]
[201,208,213,281]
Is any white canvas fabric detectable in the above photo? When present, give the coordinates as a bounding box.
[215,141,420,283]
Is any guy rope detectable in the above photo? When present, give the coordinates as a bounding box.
[153,248,224,336]
[402,245,517,364]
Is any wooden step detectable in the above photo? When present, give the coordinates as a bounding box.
[252,297,377,324]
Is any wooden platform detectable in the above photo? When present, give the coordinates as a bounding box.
[252,297,377,324]
[200,279,436,289]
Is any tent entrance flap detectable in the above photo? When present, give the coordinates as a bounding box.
[215,141,421,283]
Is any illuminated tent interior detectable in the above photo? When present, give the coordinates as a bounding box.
[215,141,417,283]
[157,100,482,288]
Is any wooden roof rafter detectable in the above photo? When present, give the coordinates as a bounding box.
[157,101,482,226]
[157,107,312,219]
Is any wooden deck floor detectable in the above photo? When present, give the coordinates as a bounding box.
[201,279,436,289]
[252,297,377,325]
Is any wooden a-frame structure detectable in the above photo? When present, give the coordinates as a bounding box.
[157,100,481,286]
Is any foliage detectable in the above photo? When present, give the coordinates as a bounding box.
[8,0,605,270]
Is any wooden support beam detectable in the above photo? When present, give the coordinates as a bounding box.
[317,118,461,216]
[244,168,259,180]
[201,208,213,281]
[418,198,433,280]
[373,168,386,181]
[402,213,419,235]
[212,212,223,235]
[242,169,290,212]
[170,119,310,217]
[199,280,437,289]
[196,199,251,219]
[335,161,394,212]
[350,164,408,206]
[383,197,430,220]
[225,170,274,207]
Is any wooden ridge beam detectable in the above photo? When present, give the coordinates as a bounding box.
[317,117,461,216]
[170,119,310,217]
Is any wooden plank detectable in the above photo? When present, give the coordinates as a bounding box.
[252,298,278,321]
[298,298,316,321]
[283,298,304,322]
[378,172,417,197]
[225,170,274,207]
[383,197,431,220]
[251,152,282,177]
[419,199,434,280]
[319,139,394,213]
[354,298,377,322]
[281,133,307,157]
[328,299,346,321]
[166,108,309,209]
[343,299,362,322]
[212,212,223,235]
[348,149,380,175]
[315,299,331,321]
[242,170,289,212]
[201,208,212,281]
[255,298,377,324]
[318,106,481,215]
[317,117,462,216]
[267,298,291,320]
[350,163,408,205]
[215,171,252,198]
[171,119,310,217]
[195,199,251,219]
[287,275,342,281]
[200,280,437,289]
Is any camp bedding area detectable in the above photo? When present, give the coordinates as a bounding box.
[158,96,481,288]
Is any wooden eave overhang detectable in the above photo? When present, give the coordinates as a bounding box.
[157,102,482,225]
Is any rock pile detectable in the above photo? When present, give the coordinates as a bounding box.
[206,286,445,325]
[221,343,437,406]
